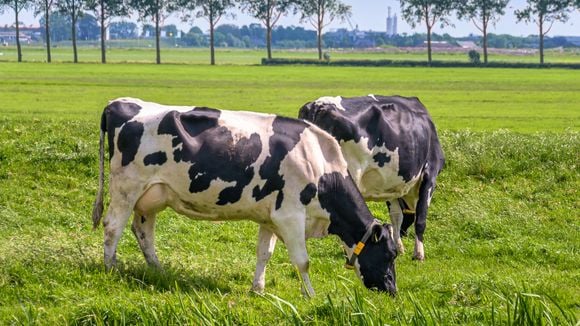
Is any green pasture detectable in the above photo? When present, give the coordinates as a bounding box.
[0,62,578,324]
[1,44,580,65]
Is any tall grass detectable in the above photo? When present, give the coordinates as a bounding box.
[1,123,578,324]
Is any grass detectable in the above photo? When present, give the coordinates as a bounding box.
[1,45,580,65]
[0,62,578,324]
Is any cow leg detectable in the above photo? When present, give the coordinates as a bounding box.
[413,177,435,261]
[387,200,405,255]
[272,214,314,297]
[251,224,277,293]
[103,199,134,270]
[131,213,161,269]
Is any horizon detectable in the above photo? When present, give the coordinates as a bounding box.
[1,0,579,38]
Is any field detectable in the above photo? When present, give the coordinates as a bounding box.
[1,45,580,65]
[0,60,578,324]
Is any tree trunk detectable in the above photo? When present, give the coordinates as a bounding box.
[45,4,51,63]
[210,17,215,65]
[100,0,106,63]
[317,27,322,60]
[539,16,544,64]
[483,22,488,64]
[266,18,272,59]
[155,11,161,64]
[72,15,78,63]
[426,25,432,65]
[15,6,22,62]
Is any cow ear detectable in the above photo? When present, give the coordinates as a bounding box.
[371,224,384,243]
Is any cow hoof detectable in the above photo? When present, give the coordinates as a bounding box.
[250,284,265,294]
[412,254,425,261]
[301,288,315,299]
[397,240,405,255]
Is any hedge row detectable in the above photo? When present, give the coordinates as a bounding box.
[261,58,580,69]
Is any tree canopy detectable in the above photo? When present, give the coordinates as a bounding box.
[296,0,351,60]
[515,0,572,63]
[456,0,509,63]
[399,0,455,63]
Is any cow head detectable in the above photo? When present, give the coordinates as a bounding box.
[349,223,398,296]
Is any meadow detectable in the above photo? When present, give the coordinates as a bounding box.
[0,60,578,324]
[1,44,580,65]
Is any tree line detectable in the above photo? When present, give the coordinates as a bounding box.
[1,0,579,65]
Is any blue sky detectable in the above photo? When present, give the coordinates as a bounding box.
[2,0,579,37]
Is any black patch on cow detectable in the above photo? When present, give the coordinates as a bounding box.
[373,152,390,167]
[102,101,142,160]
[117,120,144,166]
[158,108,262,205]
[144,151,167,166]
[299,96,445,182]
[317,172,373,246]
[400,213,415,237]
[299,183,317,205]
[252,116,308,210]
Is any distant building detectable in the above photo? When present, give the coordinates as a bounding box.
[386,7,397,37]
[0,25,41,45]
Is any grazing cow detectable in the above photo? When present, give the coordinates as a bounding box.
[92,98,398,296]
[298,95,445,261]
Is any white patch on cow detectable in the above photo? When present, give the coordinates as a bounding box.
[275,125,345,239]
[339,136,422,201]
[218,110,277,144]
[315,96,346,111]
[368,94,378,101]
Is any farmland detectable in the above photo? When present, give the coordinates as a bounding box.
[1,45,580,65]
[0,60,578,324]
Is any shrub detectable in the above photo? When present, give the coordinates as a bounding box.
[468,50,481,64]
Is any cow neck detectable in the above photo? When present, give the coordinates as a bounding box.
[318,172,375,247]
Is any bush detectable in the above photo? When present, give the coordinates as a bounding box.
[468,50,481,64]
[261,58,580,69]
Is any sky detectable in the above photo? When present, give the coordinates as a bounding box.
[1,0,579,37]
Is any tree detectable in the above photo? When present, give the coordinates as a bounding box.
[296,0,351,60]
[86,0,128,63]
[399,0,454,64]
[131,0,177,64]
[240,0,294,59]
[34,0,54,62]
[0,0,33,62]
[456,0,509,64]
[78,13,99,40]
[57,0,85,63]
[40,11,70,42]
[109,21,138,39]
[181,0,237,65]
[515,0,571,64]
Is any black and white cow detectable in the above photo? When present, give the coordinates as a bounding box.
[299,95,445,261]
[92,98,398,296]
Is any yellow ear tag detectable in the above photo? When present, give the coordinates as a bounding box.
[344,264,355,270]
[353,242,365,255]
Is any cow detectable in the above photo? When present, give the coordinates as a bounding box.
[298,95,445,261]
[92,98,398,296]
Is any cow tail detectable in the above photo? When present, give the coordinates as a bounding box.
[92,112,106,230]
